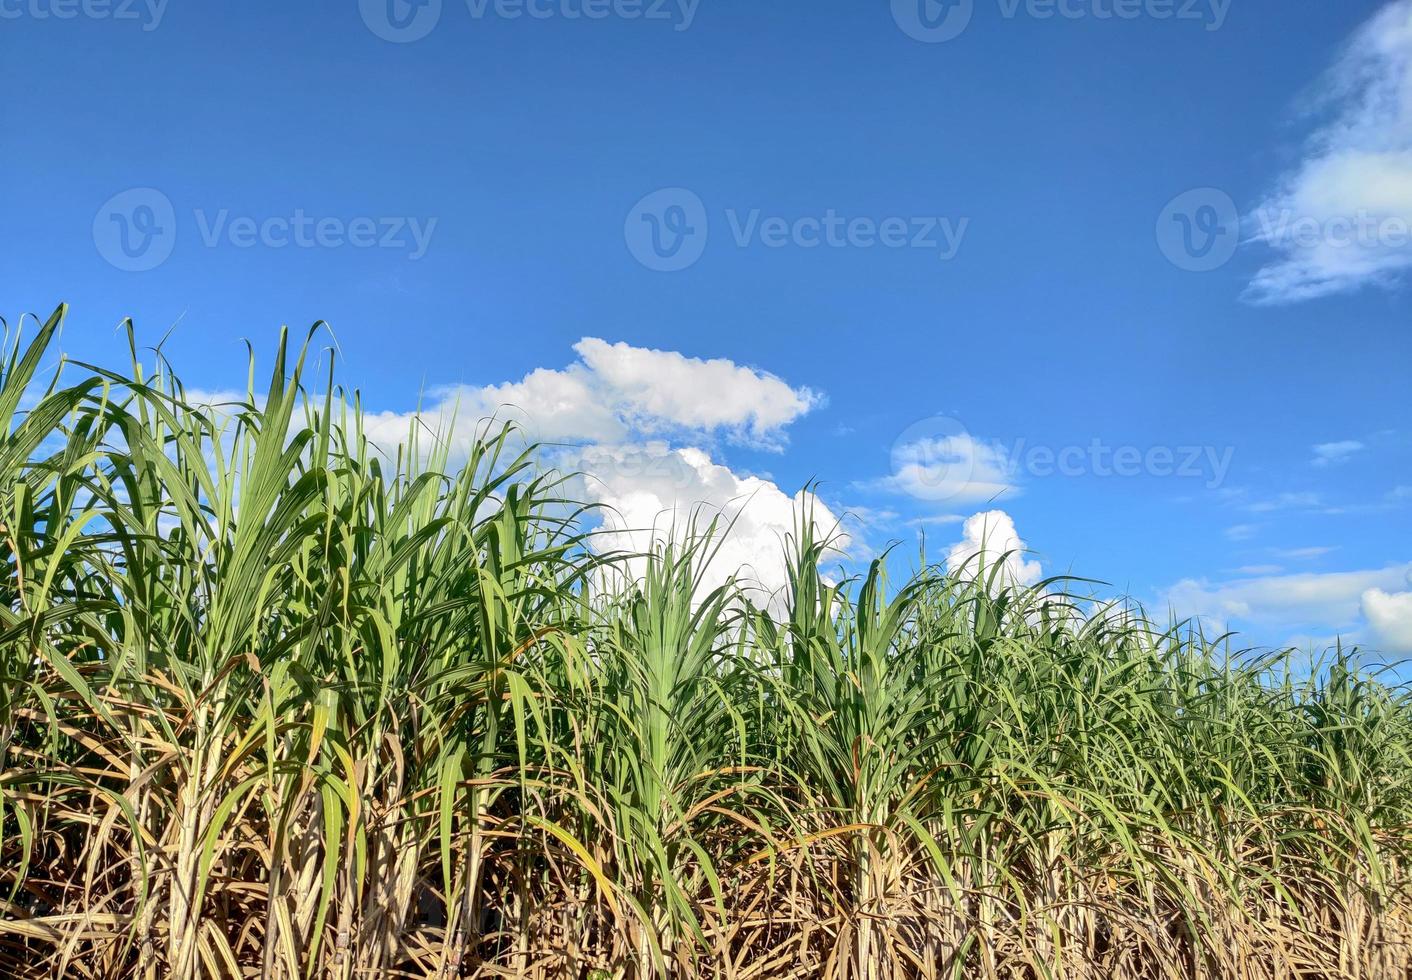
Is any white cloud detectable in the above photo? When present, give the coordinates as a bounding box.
[840,504,900,526]
[180,387,252,410]
[1311,440,1366,466]
[1363,586,1412,652]
[361,398,511,466]
[574,442,844,603]
[361,337,821,459]
[1273,545,1338,560]
[1163,562,1412,640]
[905,513,967,527]
[351,338,832,603]
[1247,491,1323,512]
[571,339,821,448]
[946,510,1042,587]
[446,361,625,443]
[1226,523,1260,541]
[882,434,1018,503]
[1246,0,1412,303]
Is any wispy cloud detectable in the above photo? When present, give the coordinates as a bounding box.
[1311,440,1366,467]
[905,513,967,527]
[1247,491,1324,512]
[1273,545,1339,560]
[1246,0,1412,303]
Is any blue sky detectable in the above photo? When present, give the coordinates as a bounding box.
[2,0,1410,654]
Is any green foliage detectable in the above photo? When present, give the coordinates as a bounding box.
[1,305,1409,979]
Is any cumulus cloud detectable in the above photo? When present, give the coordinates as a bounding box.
[571,339,821,447]
[180,387,254,410]
[354,338,832,601]
[882,433,1019,503]
[363,338,821,457]
[1246,0,1412,303]
[361,397,511,466]
[574,442,844,602]
[1363,585,1412,652]
[945,510,1043,587]
[1163,562,1412,640]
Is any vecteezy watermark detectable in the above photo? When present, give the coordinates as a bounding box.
[625,187,969,272]
[576,442,707,493]
[624,188,710,272]
[725,211,968,257]
[93,188,178,272]
[1252,209,1412,253]
[891,0,1229,42]
[891,0,974,42]
[360,0,442,41]
[0,0,168,30]
[889,415,1234,502]
[93,188,439,271]
[360,0,699,42]
[1157,186,1412,273]
[1156,187,1240,272]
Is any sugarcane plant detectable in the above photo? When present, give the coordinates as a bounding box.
[2,305,1410,979]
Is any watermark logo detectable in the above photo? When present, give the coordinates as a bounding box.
[93,188,177,272]
[890,416,980,501]
[625,189,969,271]
[889,415,1235,501]
[359,0,442,42]
[625,188,709,272]
[726,210,968,257]
[0,0,169,30]
[1255,209,1412,253]
[1160,186,1412,279]
[465,0,699,29]
[892,0,1230,42]
[360,0,699,41]
[1156,187,1240,272]
[577,442,707,493]
[891,0,973,42]
[93,189,439,271]
[995,0,1230,29]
